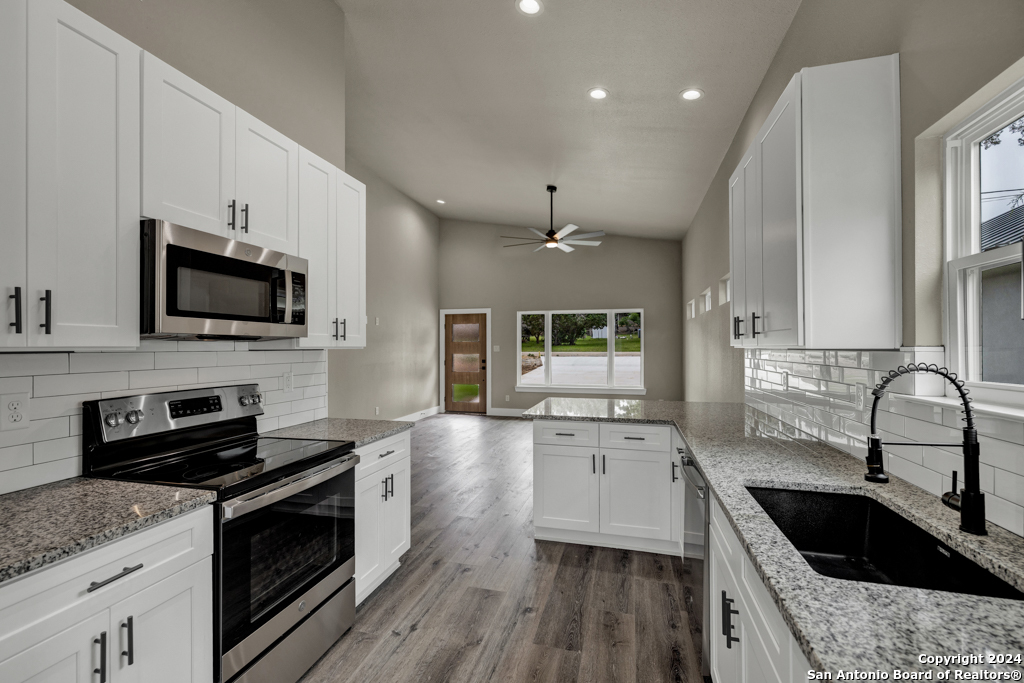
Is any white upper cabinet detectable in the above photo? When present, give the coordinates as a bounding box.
[729,54,902,350]
[335,171,367,348]
[142,52,236,238]
[25,0,140,348]
[298,147,338,349]
[0,0,27,348]
[235,109,300,255]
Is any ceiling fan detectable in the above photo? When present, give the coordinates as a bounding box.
[502,185,605,253]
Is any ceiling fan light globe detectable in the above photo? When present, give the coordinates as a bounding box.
[545,242,557,248]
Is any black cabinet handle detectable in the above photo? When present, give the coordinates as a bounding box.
[382,479,388,502]
[39,290,51,334]
[333,318,339,340]
[672,462,679,482]
[389,473,395,498]
[88,563,144,593]
[592,453,596,474]
[624,436,645,441]
[378,450,396,460]
[121,616,134,665]
[722,591,740,649]
[602,453,606,475]
[751,312,760,337]
[341,318,347,341]
[94,631,107,682]
[241,203,249,233]
[228,200,236,230]
[555,432,575,437]
[9,287,22,334]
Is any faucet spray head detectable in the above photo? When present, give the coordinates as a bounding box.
[864,436,889,483]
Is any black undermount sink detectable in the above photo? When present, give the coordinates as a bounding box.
[746,487,1024,601]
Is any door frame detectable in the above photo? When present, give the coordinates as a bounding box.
[438,308,492,415]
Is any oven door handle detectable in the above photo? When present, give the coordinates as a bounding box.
[221,456,357,520]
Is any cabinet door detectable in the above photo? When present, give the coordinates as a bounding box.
[0,610,109,683]
[355,473,386,592]
[742,146,762,349]
[110,558,212,683]
[141,52,236,237]
[0,0,27,348]
[533,444,600,533]
[600,449,672,540]
[26,0,140,348]
[710,533,742,683]
[297,147,338,349]
[757,73,803,348]
[382,456,411,569]
[671,452,685,545]
[335,171,367,348]
[235,109,299,255]
[728,156,747,349]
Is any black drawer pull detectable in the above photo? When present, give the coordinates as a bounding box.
[555,432,575,437]
[241,203,249,233]
[602,453,606,475]
[382,479,388,501]
[40,290,51,334]
[87,564,143,593]
[379,449,396,459]
[388,473,394,498]
[9,287,22,333]
[672,462,678,482]
[722,591,740,648]
[121,616,134,665]
[94,631,107,682]
[341,318,347,341]
[228,199,236,230]
[623,436,646,441]
[592,453,596,474]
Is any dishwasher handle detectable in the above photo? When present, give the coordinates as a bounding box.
[677,451,706,499]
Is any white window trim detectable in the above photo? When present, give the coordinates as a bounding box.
[943,73,1024,408]
[515,308,646,395]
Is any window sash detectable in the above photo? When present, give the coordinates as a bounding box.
[516,309,645,393]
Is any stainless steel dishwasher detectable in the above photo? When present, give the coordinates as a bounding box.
[676,440,711,682]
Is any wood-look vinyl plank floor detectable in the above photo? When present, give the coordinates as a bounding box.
[299,414,705,683]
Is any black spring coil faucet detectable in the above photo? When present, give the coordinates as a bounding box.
[865,363,987,536]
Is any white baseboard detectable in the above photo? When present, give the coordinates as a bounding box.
[396,406,441,422]
[534,527,681,556]
[488,408,524,417]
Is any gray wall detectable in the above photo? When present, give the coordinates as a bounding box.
[67,0,347,170]
[439,220,683,411]
[327,156,441,420]
[683,0,1024,402]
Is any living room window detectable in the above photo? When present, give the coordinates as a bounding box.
[945,75,1024,405]
[517,309,645,395]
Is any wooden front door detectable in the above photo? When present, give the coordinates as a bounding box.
[444,313,487,414]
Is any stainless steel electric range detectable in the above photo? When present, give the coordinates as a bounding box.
[82,384,357,683]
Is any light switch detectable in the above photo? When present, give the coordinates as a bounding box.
[493,345,500,352]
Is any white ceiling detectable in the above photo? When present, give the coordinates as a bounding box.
[338,0,801,240]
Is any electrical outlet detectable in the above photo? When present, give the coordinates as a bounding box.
[781,371,789,392]
[283,371,294,393]
[375,317,380,326]
[1,393,30,431]
[856,383,867,411]
[505,395,510,402]
[493,345,500,352]
[375,407,380,416]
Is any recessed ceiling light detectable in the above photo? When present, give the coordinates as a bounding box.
[589,88,609,100]
[680,88,704,101]
[436,199,446,204]
[516,0,542,15]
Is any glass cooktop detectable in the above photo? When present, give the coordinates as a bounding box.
[110,436,354,490]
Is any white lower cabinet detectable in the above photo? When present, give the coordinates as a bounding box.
[0,507,213,683]
[710,495,812,682]
[532,422,679,552]
[354,432,412,604]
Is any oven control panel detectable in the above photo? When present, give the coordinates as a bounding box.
[91,384,264,443]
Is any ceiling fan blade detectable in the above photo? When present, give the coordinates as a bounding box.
[565,230,604,240]
[556,243,575,253]
[534,245,547,252]
[528,227,548,239]
[504,242,544,248]
[501,236,545,242]
[554,224,580,239]
[562,240,602,246]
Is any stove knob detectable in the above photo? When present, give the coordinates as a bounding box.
[239,396,251,407]
[252,393,262,405]
[104,413,122,428]
[125,409,144,425]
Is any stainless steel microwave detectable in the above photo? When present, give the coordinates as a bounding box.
[141,220,308,341]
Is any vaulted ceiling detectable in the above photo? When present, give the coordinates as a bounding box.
[337,0,801,239]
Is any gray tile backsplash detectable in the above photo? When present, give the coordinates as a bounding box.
[745,347,1024,537]
[0,341,327,495]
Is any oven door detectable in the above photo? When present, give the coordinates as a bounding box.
[142,220,307,340]
[220,456,356,681]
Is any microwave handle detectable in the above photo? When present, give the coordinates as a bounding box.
[284,271,293,325]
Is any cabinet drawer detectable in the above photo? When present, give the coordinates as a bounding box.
[355,431,411,481]
[0,506,213,658]
[533,421,599,448]
[599,423,671,452]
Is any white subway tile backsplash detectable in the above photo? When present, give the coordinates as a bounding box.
[197,366,251,383]
[0,354,68,377]
[154,351,219,369]
[31,393,99,419]
[0,417,69,449]
[887,455,944,497]
[985,495,1024,537]
[278,410,315,429]
[0,444,33,472]
[979,436,1024,476]
[0,458,81,496]
[0,377,34,394]
[70,352,154,373]
[974,415,1024,446]
[250,364,292,379]
[130,368,199,389]
[33,436,81,464]
[35,372,129,398]
[177,341,235,352]
[217,351,266,366]
[264,351,305,364]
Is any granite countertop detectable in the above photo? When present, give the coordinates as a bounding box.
[265,417,413,448]
[0,478,215,586]
[523,397,1024,675]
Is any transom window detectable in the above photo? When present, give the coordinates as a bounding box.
[945,75,1024,404]
[517,310,645,395]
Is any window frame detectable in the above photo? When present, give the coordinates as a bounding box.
[944,74,1024,407]
[515,308,646,395]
